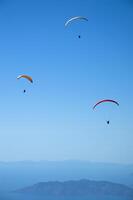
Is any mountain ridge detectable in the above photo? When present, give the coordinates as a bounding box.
[15,179,133,197]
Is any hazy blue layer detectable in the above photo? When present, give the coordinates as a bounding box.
[0,193,131,200]
[0,161,132,191]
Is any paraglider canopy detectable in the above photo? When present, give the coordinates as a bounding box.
[65,16,88,27]
[17,75,33,83]
[93,99,119,110]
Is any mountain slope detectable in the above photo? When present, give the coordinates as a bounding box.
[15,179,133,197]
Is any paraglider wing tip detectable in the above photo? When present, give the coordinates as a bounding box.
[17,76,20,80]
[92,105,96,110]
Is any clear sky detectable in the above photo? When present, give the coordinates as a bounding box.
[0,0,132,163]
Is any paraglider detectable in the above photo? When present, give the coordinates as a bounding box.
[17,75,33,93]
[93,99,119,124]
[65,16,88,38]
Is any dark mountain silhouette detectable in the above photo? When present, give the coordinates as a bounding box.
[15,179,133,197]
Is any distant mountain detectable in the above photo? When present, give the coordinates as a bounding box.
[0,160,133,191]
[15,179,133,198]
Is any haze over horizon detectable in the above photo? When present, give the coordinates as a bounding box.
[0,159,132,166]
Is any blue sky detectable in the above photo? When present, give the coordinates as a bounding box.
[0,0,132,163]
